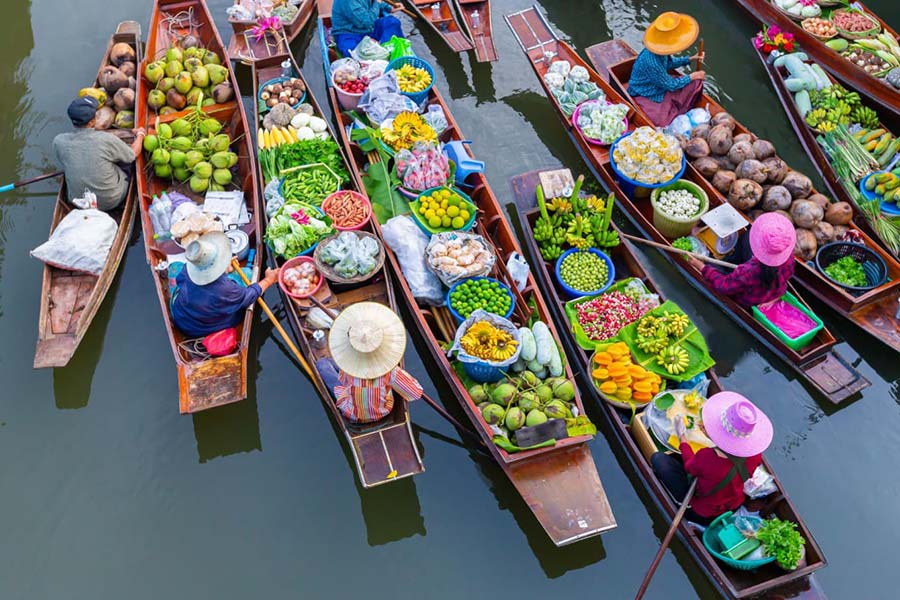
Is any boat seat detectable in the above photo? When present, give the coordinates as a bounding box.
[443,140,484,185]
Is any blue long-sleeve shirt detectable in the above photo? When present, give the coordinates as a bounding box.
[331,0,392,36]
[628,49,692,103]
[171,270,261,338]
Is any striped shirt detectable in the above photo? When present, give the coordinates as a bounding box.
[628,49,692,103]
[335,367,422,422]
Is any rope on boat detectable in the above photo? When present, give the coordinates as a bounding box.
[178,338,212,361]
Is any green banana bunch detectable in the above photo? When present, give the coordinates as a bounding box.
[539,244,562,261]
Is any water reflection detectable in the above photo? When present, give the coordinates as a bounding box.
[470,61,496,103]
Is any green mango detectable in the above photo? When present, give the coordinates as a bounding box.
[191,65,209,88]
[174,71,193,95]
[166,47,184,63]
[144,61,164,84]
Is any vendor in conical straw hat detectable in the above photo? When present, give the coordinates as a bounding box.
[326,302,423,423]
[628,12,705,127]
[650,391,772,525]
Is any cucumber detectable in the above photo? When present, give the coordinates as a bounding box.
[825,39,849,53]
[785,77,814,92]
[795,90,812,117]
[810,64,831,89]
[773,52,808,68]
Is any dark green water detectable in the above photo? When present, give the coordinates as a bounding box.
[2,0,899,598]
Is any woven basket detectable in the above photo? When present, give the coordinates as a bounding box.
[832,10,882,39]
[313,231,385,284]
[815,241,887,292]
[801,18,837,41]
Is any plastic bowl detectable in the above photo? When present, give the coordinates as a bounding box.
[321,190,371,231]
[446,277,515,323]
[609,135,687,197]
[410,186,478,236]
[554,248,615,299]
[332,72,366,110]
[278,255,323,300]
[572,100,629,147]
[258,76,307,113]
[269,203,329,258]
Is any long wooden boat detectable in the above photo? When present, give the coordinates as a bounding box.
[733,0,900,121]
[405,0,473,53]
[249,52,424,487]
[455,0,497,62]
[505,6,869,404]
[318,0,617,546]
[511,168,826,600]
[589,38,900,356]
[34,21,142,369]
[226,0,315,63]
[136,0,262,413]
[754,44,900,254]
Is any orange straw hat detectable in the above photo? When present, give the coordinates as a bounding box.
[644,12,700,55]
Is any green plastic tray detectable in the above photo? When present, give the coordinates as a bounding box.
[751,292,823,351]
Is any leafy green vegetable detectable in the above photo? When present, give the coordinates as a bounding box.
[274,138,349,184]
[264,201,335,258]
[758,518,805,570]
[824,255,868,287]
[350,126,409,224]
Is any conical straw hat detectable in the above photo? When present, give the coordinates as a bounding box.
[644,12,699,55]
[328,302,407,379]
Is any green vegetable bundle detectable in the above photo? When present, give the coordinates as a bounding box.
[281,165,341,206]
[757,518,806,571]
[823,255,868,287]
[264,201,334,258]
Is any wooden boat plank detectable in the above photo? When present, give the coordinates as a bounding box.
[583,39,633,82]
[48,274,94,334]
[250,51,423,488]
[733,0,900,121]
[507,8,868,404]
[511,168,826,598]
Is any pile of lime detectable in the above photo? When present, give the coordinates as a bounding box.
[418,188,473,230]
[450,278,512,319]
[560,251,609,292]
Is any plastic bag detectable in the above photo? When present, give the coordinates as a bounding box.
[543,72,565,89]
[548,60,571,78]
[204,328,238,356]
[264,178,285,217]
[330,57,359,76]
[423,104,448,134]
[171,198,201,223]
[666,114,693,138]
[395,142,450,191]
[448,310,522,367]
[71,189,97,209]
[30,208,117,275]
[425,231,495,285]
[687,107,711,127]
[358,71,418,122]
[381,215,444,305]
[506,252,529,291]
[360,59,388,80]
[385,36,413,61]
[569,65,589,83]
[757,299,818,340]
[744,465,778,499]
[351,36,390,62]
[621,278,661,312]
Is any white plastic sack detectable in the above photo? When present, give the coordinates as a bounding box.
[30,208,117,275]
[381,215,444,305]
[744,465,777,499]
[506,252,529,291]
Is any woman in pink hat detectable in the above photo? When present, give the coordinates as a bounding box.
[687,213,796,309]
[651,391,773,525]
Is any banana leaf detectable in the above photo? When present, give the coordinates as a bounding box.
[616,300,715,382]
[349,125,409,224]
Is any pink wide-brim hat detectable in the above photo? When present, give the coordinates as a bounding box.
[750,212,797,267]
[701,392,773,457]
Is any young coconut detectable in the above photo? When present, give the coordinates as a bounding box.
[712,170,736,194]
[790,199,824,229]
[728,179,763,211]
[761,185,792,212]
[782,171,813,199]
[735,159,769,185]
[825,201,853,225]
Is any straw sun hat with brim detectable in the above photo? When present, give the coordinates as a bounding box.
[185,231,232,286]
[644,12,700,55]
[329,302,407,379]
[701,392,773,458]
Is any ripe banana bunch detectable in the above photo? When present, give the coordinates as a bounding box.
[656,344,689,375]
[666,313,690,337]
[396,64,432,93]
[548,197,572,213]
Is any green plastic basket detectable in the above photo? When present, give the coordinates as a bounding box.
[702,512,776,571]
[650,179,709,240]
[751,292,824,351]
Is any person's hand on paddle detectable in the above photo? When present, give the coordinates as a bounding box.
[262,267,280,288]
[690,51,705,64]
[689,70,706,81]
[687,256,705,271]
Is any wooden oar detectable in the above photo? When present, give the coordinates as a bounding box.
[621,233,737,269]
[388,1,420,20]
[696,39,704,71]
[0,170,64,193]
[635,478,699,600]
[230,258,314,379]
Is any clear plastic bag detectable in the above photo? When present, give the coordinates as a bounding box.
[543,72,565,89]
[448,310,522,367]
[423,105,448,134]
[360,59,388,80]
[330,57,360,77]
[381,215,444,305]
[666,114,694,138]
[425,231,495,285]
[358,71,419,122]
[548,60,571,78]
[687,107,711,127]
[30,208,117,275]
[395,142,450,191]
[506,252,529,291]
[569,65,589,83]
[351,36,390,62]
[264,178,285,217]
[744,465,778,499]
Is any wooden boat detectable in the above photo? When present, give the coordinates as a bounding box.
[405,0,473,53]
[754,45,900,254]
[136,0,263,413]
[318,0,617,546]
[588,39,900,357]
[511,168,826,600]
[249,52,424,487]
[733,0,900,121]
[226,0,315,63]
[505,6,869,404]
[34,21,142,369]
[455,0,497,62]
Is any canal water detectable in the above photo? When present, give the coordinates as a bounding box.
[1,0,898,597]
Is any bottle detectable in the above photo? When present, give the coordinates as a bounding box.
[280,59,292,77]
[158,192,173,232]
[471,10,480,30]
[431,3,441,20]
[149,195,164,236]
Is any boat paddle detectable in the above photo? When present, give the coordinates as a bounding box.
[230,258,314,379]
[387,1,420,20]
[634,478,699,600]
[621,233,737,269]
[0,170,64,193]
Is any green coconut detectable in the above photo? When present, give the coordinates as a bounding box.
[552,380,575,402]
[189,175,209,194]
[174,71,193,95]
[476,402,492,412]
[505,407,526,431]
[207,64,228,85]
[156,122,173,140]
[526,409,549,427]
[468,384,489,404]
[183,46,203,60]
[202,97,216,107]
[169,150,187,169]
[482,404,506,426]
[142,134,159,153]
[157,77,175,93]
[170,136,193,152]
[144,61,164,84]
[184,150,204,170]
[520,371,539,389]
[151,148,169,165]
[212,168,232,186]
[170,118,192,137]
[147,89,166,111]
[209,182,225,192]
[517,391,539,413]
[226,151,238,168]
[210,134,231,153]
[192,161,213,179]
[191,65,209,88]
[535,384,553,405]
[544,400,569,420]
[490,383,517,406]
[173,167,191,182]
[183,57,203,73]
[185,87,203,107]
[154,163,172,178]
[165,47,183,63]
[159,106,177,116]
[164,60,184,79]
[203,50,221,65]
[199,118,223,136]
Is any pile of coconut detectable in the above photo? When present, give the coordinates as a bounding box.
[683,111,853,261]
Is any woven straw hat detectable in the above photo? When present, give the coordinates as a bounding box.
[644,12,699,55]
[185,231,232,286]
[329,302,407,379]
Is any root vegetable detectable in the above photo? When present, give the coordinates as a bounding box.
[712,170,736,194]
[763,156,789,183]
[735,159,769,184]
[711,112,736,130]
[825,201,853,225]
[708,124,734,155]
[808,193,830,211]
[782,171,813,199]
[691,124,711,140]
[752,139,776,160]
[692,157,720,179]
[685,137,711,159]
[795,229,817,260]
[728,141,756,165]
[813,221,835,246]
[790,199,824,229]
[762,185,792,211]
[728,178,763,210]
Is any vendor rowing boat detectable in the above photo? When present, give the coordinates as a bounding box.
[732,0,900,122]
[250,52,424,487]
[405,0,473,53]
[455,0,497,62]
[588,39,900,357]
[505,5,869,404]
[317,0,616,546]
[511,168,826,599]
[34,22,141,369]
[225,0,315,63]
[136,0,262,413]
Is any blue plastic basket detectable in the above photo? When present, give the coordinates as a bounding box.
[462,361,507,383]
[609,134,687,198]
[554,248,615,299]
[446,277,515,323]
[385,56,434,105]
[257,76,307,113]
[859,172,900,216]
[267,204,329,258]
[702,512,776,571]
